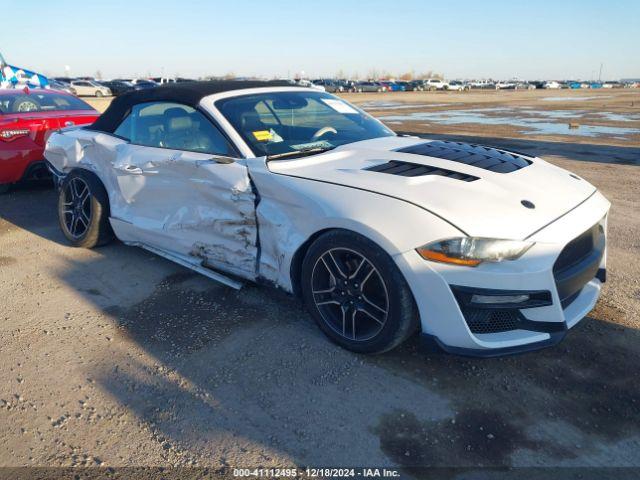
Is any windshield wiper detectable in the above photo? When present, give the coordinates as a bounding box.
[266,146,336,161]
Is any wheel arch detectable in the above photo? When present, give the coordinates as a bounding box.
[57,166,115,247]
[289,227,335,298]
[62,166,113,214]
[288,224,406,299]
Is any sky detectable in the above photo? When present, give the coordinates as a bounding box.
[2,0,639,81]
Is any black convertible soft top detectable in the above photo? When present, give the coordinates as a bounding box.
[90,80,299,133]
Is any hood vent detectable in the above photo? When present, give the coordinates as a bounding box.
[397,141,531,173]
[365,160,479,182]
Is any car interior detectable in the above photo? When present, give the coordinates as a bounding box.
[113,102,234,156]
[218,94,387,156]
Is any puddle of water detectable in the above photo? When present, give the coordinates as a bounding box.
[380,110,640,138]
[473,108,639,122]
[594,112,640,122]
[523,110,585,119]
[520,122,640,138]
[358,101,451,110]
[542,96,613,101]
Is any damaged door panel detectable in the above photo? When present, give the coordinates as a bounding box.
[46,125,258,281]
[109,145,258,280]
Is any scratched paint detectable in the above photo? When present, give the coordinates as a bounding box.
[45,129,258,280]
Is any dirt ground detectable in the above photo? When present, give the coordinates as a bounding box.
[1,89,639,476]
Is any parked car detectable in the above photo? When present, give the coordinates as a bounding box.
[515,82,536,90]
[150,77,177,85]
[405,80,424,91]
[100,80,135,96]
[0,89,99,193]
[312,79,343,93]
[45,81,610,356]
[356,81,384,92]
[447,80,469,91]
[394,81,411,91]
[131,80,158,90]
[543,81,562,89]
[380,81,403,92]
[335,80,359,93]
[293,79,325,91]
[423,79,449,91]
[469,80,496,90]
[69,80,111,97]
[495,81,516,90]
[49,80,75,95]
[52,77,74,84]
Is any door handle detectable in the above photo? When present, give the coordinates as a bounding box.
[195,155,236,166]
[119,165,144,175]
[116,164,159,175]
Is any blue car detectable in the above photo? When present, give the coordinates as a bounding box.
[380,81,404,92]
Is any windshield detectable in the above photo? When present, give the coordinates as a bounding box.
[216,91,394,157]
[0,91,94,114]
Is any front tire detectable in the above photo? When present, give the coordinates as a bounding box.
[301,230,419,354]
[58,170,114,248]
[95,90,103,97]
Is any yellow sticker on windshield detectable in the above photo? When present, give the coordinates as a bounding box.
[253,130,273,142]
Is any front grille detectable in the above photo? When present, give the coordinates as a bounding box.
[462,308,521,334]
[553,224,599,274]
[397,141,531,173]
[553,223,604,307]
[365,160,479,182]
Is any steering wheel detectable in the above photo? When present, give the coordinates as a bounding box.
[311,126,338,140]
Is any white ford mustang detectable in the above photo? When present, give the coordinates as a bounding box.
[45,81,610,356]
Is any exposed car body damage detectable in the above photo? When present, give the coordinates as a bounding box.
[247,156,462,290]
[46,129,258,281]
[45,82,610,355]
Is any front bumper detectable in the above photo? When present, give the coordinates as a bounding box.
[394,191,610,356]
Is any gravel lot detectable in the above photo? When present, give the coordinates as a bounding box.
[1,89,639,476]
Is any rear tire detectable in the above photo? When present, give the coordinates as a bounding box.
[58,170,114,248]
[301,230,419,354]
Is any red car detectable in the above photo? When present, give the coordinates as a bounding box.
[0,88,99,193]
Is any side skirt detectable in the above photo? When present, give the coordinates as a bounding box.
[129,242,243,290]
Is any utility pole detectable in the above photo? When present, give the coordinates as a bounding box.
[598,63,603,82]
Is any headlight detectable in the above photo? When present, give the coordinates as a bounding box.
[416,237,534,267]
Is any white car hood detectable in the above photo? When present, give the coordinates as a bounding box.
[266,136,597,240]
